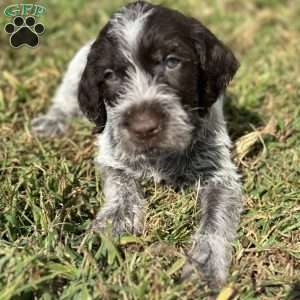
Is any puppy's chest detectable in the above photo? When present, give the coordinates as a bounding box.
[124,156,197,187]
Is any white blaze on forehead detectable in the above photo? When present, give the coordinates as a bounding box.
[109,3,153,61]
[121,66,174,103]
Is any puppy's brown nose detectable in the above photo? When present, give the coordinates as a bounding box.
[127,110,161,139]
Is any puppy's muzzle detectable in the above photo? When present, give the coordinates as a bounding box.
[123,103,165,143]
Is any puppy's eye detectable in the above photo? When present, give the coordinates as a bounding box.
[165,55,181,69]
[104,69,117,82]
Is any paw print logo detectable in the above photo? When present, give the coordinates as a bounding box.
[4,16,45,48]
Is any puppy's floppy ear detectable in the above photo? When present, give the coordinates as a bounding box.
[191,19,239,110]
[78,40,107,133]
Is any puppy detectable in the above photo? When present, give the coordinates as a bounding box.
[32,1,243,288]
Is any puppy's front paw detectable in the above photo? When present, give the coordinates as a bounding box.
[91,209,144,236]
[181,235,230,288]
[31,115,67,136]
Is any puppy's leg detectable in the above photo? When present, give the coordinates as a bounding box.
[182,167,242,287]
[92,167,145,235]
[32,40,94,136]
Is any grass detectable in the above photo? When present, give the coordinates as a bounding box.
[0,0,299,299]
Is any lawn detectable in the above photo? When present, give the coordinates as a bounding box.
[0,0,299,299]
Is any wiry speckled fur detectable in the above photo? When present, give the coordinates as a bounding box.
[32,1,242,288]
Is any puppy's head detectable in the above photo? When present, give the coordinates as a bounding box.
[78,1,239,155]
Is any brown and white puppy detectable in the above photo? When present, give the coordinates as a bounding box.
[32,1,242,288]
